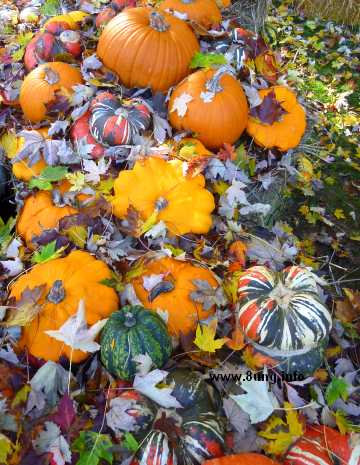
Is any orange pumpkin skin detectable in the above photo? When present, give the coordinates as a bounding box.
[132,257,218,336]
[97,7,199,93]
[159,0,221,29]
[246,86,306,151]
[12,128,49,181]
[16,191,78,249]
[111,157,215,236]
[203,453,281,465]
[169,68,249,150]
[9,251,119,362]
[19,62,83,122]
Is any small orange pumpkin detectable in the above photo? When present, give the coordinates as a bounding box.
[132,256,218,336]
[16,191,78,249]
[12,128,49,181]
[169,67,249,149]
[246,86,306,151]
[19,62,83,122]
[97,7,199,93]
[176,137,213,159]
[159,0,221,29]
[203,453,281,465]
[9,250,119,362]
[111,156,215,236]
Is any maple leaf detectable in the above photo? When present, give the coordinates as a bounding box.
[83,158,110,185]
[225,327,246,351]
[217,143,237,161]
[230,368,279,424]
[190,52,227,69]
[242,346,274,371]
[170,92,193,117]
[194,320,227,353]
[29,166,68,191]
[259,402,304,455]
[72,432,113,465]
[325,377,350,406]
[45,299,108,353]
[2,285,45,327]
[31,240,67,264]
[133,369,182,408]
[335,288,360,323]
[51,394,76,432]
[106,397,139,434]
[29,361,69,407]
[249,89,288,125]
[254,51,279,83]
[228,240,247,269]
[33,421,71,465]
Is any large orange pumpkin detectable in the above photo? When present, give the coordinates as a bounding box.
[9,251,119,362]
[246,86,306,151]
[111,156,215,236]
[203,453,281,465]
[159,0,221,29]
[132,256,218,336]
[168,67,249,149]
[16,191,78,249]
[19,62,83,122]
[12,128,49,181]
[97,7,199,93]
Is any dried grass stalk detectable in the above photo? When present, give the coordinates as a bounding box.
[224,0,270,32]
[294,0,360,25]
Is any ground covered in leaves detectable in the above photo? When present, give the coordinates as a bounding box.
[0,0,359,464]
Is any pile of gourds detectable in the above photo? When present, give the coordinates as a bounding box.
[0,1,338,464]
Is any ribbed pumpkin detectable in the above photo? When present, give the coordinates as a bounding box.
[89,92,151,146]
[204,454,281,465]
[168,67,249,149]
[284,425,360,465]
[246,86,306,151]
[70,112,105,159]
[100,305,172,380]
[9,251,119,362]
[106,368,225,464]
[237,266,332,374]
[12,128,48,181]
[19,62,83,122]
[111,157,215,236]
[159,0,221,29]
[24,21,82,71]
[132,256,218,336]
[16,191,78,249]
[97,7,199,93]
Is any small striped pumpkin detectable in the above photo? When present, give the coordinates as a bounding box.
[100,305,172,380]
[237,266,332,353]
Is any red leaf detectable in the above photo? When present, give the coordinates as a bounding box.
[249,89,287,125]
[51,393,76,431]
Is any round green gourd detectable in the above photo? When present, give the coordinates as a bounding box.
[100,305,172,380]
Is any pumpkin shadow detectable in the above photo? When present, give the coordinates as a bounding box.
[0,159,16,221]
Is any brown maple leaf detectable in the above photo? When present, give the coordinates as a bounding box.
[249,89,288,125]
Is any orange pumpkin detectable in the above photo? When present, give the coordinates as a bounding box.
[97,7,199,93]
[16,191,78,249]
[111,156,215,236]
[9,250,119,362]
[159,0,221,29]
[132,256,218,336]
[176,137,213,159]
[12,128,49,181]
[246,86,306,151]
[203,453,281,465]
[169,67,249,149]
[19,62,83,122]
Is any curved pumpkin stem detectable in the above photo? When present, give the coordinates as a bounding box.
[47,279,65,304]
[205,65,236,94]
[124,310,137,327]
[149,11,170,32]
[181,0,195,3]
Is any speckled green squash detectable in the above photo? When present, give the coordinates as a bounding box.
[100,305,172,380]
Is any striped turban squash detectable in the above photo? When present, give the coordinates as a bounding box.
[89,92,151,146]
[237,266,332,374]
[284,425,360,465]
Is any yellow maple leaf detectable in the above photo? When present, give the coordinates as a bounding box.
[179,144,197,160]
[242,346,271,370]
[334,208,346,219]
[259,402,304,455]
[1,133,22,159]
[194,319,227,353]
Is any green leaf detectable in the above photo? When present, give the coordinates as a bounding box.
[0,434,13,464]
[31,241,67,265]
[72,431,113,465]
[40,0,61,16]
[325,377,350,406]
[29,166,68,191]
[11,385,31,408]
[190,52,227,69]
[11,32,34,61]
[122,433,139,452]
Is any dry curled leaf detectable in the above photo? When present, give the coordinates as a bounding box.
[2,285,45,327]
[335,288,360,323]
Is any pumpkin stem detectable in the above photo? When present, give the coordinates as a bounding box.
[124,311,137,328]
[180,0,194,3]
[269,281,295,310]
[149,11,170,32]
[47,280,65,304]
[155,197,168,211]
[205,65,236,94]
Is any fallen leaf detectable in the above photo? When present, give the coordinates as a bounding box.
[133,369,182,408]
[225,327,246,351]
[3,285,45,327]
[170,92,193,118]
[249,89,288,125]
[194,320,227,353]
[335,288,360,323]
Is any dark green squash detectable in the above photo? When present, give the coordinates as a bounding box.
[100,305,172,380]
